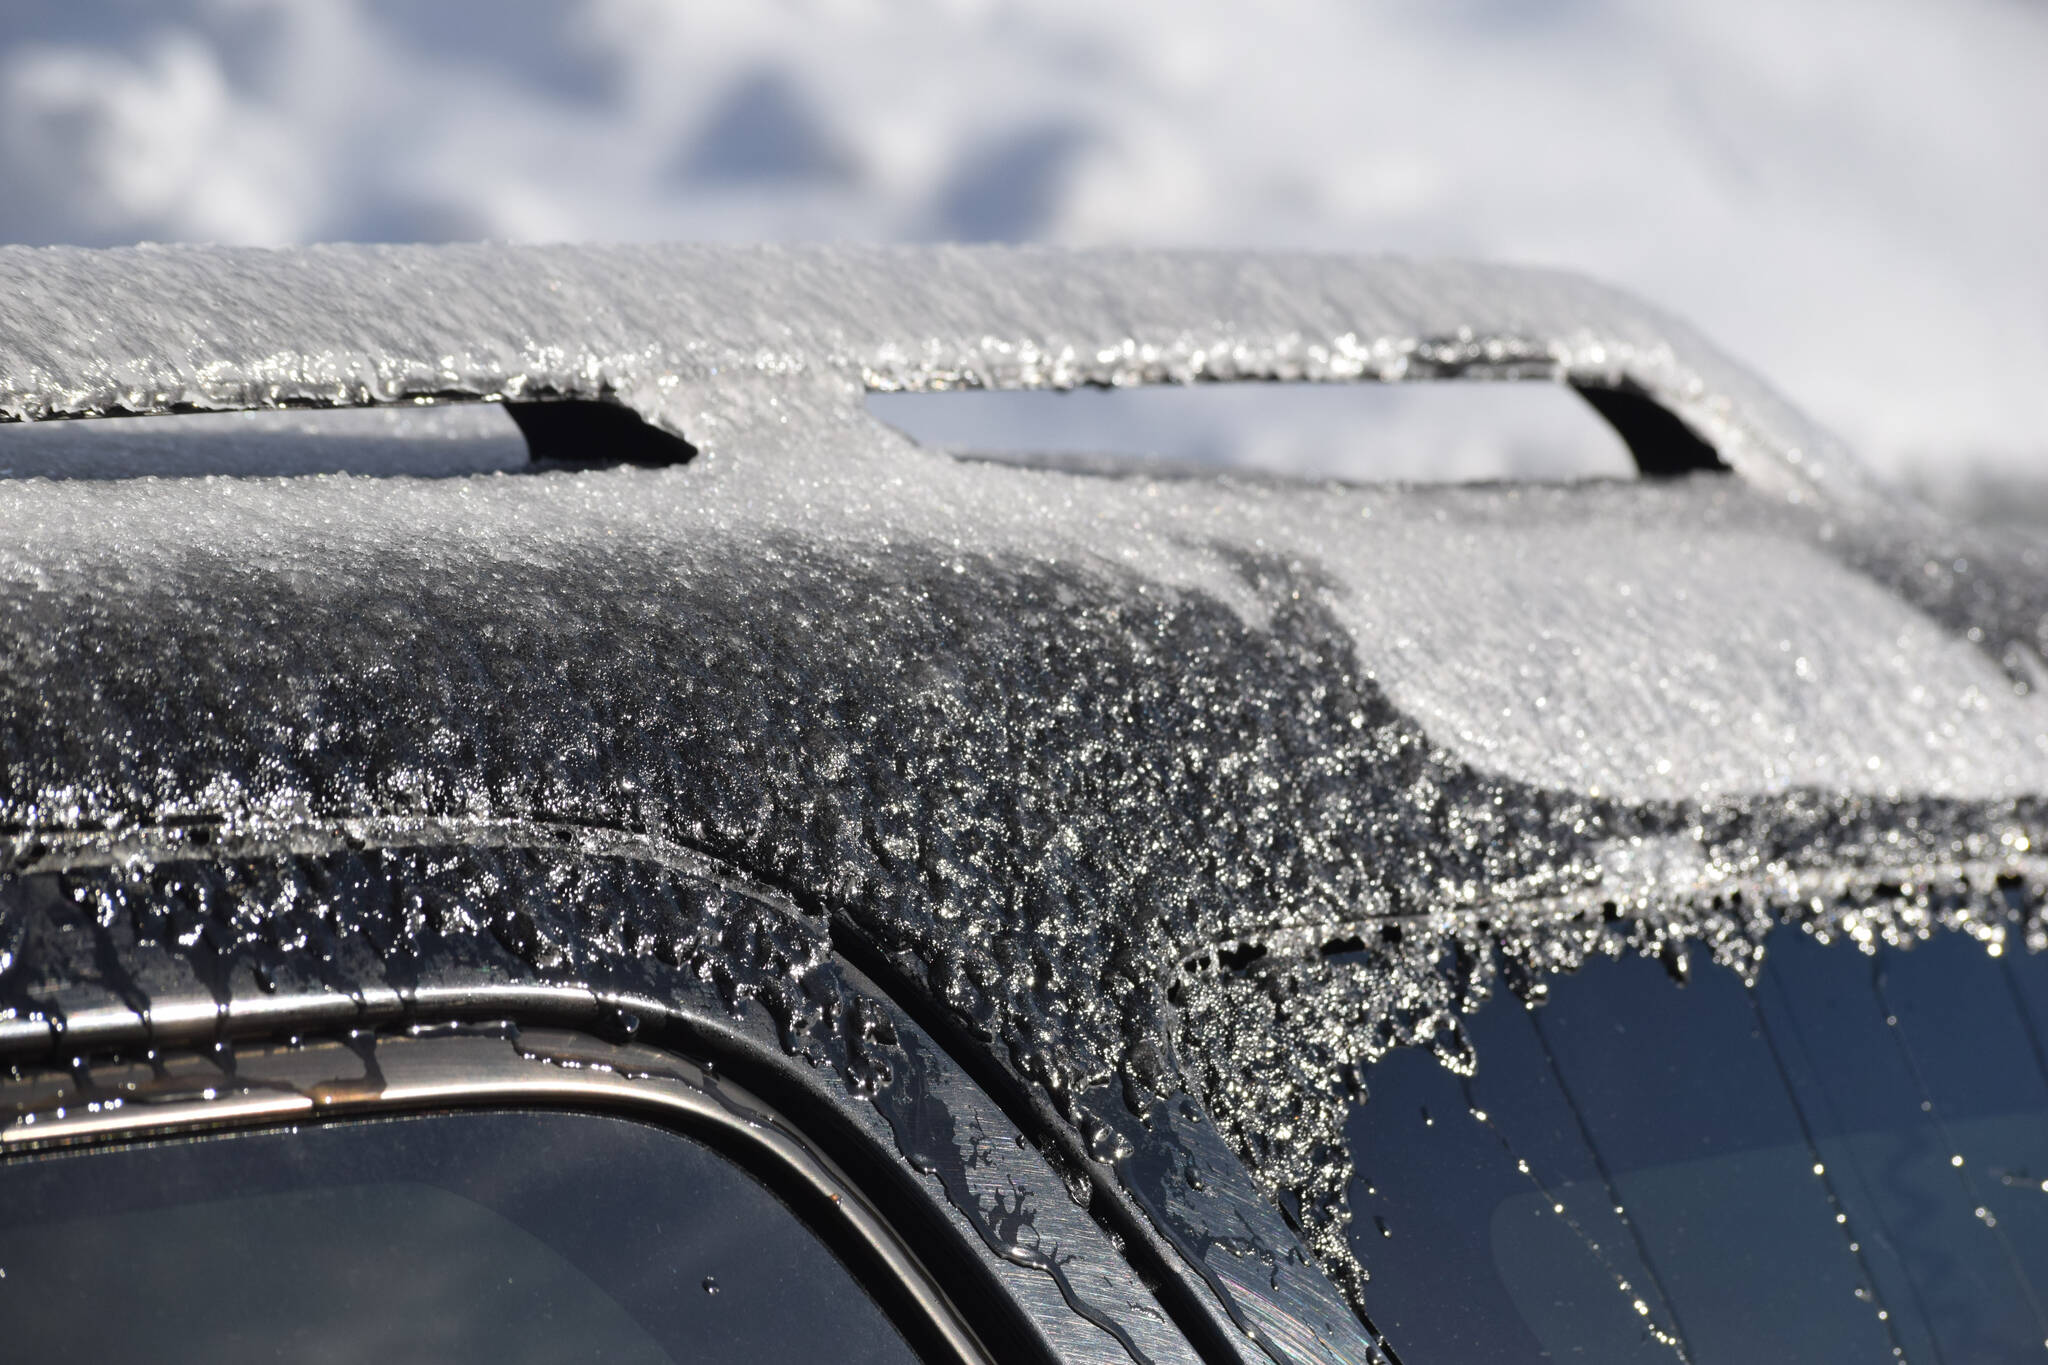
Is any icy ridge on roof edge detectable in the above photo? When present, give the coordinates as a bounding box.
[0,242,1867,509]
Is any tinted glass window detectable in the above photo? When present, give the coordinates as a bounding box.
[0,1109,922,1365]
[1347,926,2048,1363]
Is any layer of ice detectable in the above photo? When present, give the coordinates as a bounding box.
[0,243,1873,507]
[4,245,2047,1357]
[0,839,1204,1365]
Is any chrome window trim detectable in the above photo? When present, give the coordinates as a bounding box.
[0,1022,994,1365]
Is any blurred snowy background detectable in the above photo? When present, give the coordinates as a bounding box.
[2,0,2044,505]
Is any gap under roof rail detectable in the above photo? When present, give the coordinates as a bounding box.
[0,242,1870,507]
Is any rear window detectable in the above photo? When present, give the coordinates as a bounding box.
[1347,925,2048,1362]
[0,1109,921,1365]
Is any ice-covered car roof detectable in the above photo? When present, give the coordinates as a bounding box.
[0,242,1861,497]
[3,244,2046,1363]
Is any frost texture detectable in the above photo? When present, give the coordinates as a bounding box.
[4,245,2048,1355]
[0,840,874,1079]
[3,475,2046,1340]
[1176,865,2048,1308]
[0,836,1204,1365]
[0,242,1870,507]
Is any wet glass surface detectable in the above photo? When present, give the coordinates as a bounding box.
[1346,927,2048,1363]
[0,1109,922,1365]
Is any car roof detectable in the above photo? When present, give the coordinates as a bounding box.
[3,244,2045,1356]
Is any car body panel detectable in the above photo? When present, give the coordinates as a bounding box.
[3,245,2046,1363]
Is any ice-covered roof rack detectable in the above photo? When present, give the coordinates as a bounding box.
[0,242,1871,506]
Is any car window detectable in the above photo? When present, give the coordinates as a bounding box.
[0,1109,922,1365]
[1345,925,2048,1363]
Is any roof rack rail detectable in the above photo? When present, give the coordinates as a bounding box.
[0,243,1870,506]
